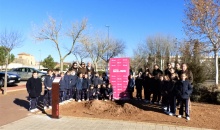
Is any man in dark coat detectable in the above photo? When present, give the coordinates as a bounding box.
[152,64,163,77]
[26,71,42,112]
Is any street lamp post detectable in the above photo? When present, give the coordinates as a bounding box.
[105,25,110,76]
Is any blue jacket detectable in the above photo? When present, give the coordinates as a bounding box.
[82,78,90,90]
[44,75,54,90]
[76,78,83,90]
[128,78,135,89]
[69,75,78,88]
[92,76,102,87]
[59,77,68,91]
[175,80,193,99]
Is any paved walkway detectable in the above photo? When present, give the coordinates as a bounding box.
[0,115,212,130]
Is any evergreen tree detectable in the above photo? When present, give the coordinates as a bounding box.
[0,46,15,66]
[41,55,56,69]
[164,47,170,67]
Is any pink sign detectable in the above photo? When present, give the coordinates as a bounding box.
[109,58,130,100]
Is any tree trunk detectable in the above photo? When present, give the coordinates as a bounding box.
[94,62,98,72]
[214,50,219,87]
[3,53,9,95]
[60,59,64,72]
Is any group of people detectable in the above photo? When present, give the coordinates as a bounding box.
[127,63,193,120]
[26,61,193,121]
[26,62,113,112]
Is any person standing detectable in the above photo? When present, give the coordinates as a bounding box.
[69,69,78,101]
[43,69,54,109]
[176,73,193,120]
[127,74,135,99]
[26,71,42,112]
[86,62,95,75]
[152,64,163,77]
[59,72,68,103]
[76,73,83,102]
[164,63,172,77]
[70,62,78,74]
[82,73,90,101]
[78,62,87,75]
[175,63,182,78]
[135,72,143,100]
[180,63,193,85]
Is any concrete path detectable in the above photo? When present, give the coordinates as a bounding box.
[0,115,212,130]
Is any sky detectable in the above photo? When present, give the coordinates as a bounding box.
[0,0,186,63]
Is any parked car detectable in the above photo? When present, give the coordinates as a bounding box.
[7,67,47,81]
[0,72,21,87]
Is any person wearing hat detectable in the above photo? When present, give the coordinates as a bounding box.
[78,62,87,75]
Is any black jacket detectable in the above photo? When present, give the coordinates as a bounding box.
[152,69,163,76]
[175,80,193,99]
[105,87,113,95]
[135,76,143,90]
[26,77,42,98]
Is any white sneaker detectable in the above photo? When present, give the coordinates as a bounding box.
[177,115,182,118]
[33,108,38,112]
[69,98,73,101]
[86,99,89,101]
[77,100,81,102]
[49,106,52,109]
[30,109,35,112]
[169,112,174,116]
[163,107,167,111]
[186,116,190,120]
[44,106,47,110]
[82,99,85,101]
[104,99,107,101]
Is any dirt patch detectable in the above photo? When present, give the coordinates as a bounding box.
[53,99,220,129]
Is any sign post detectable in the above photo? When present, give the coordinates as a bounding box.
[109,58,130,100]
[52,77,61,119]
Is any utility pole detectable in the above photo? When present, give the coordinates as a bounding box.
[105,25,110,76]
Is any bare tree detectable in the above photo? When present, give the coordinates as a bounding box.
[32,16,87,71]
[0,29,23,95]
[80,34,103,71]
[131,44,147,74]
[145,34,176,70]
[71,44,89,64]
[183,0,220,86]
[100,38,125,63]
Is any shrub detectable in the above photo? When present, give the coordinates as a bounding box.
[191,83,219,104]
